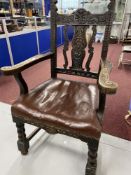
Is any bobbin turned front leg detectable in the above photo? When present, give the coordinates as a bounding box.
[85,139,99,175]
[16,121,29,155]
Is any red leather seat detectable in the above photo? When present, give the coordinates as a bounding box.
[12,79,101,139]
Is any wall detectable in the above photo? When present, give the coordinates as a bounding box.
[44,0,50,16]
[126,0,131,13]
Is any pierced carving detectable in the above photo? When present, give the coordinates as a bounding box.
[86,25,97,71]
[56,1,115,74]
[56,0,115,26]
[56,68,98,79]
[70,26,88,70]
[63,25,69,69]
[57,12,108,26]
[74,9,91,24]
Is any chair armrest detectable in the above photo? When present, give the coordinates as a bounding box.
[98,60,118,94]
[0,52,54,75]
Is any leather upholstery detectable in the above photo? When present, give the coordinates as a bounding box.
[12,79,101,139]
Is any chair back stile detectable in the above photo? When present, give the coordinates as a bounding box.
[50,0,58,78]
[101,0,115,61]
[50,0,115,79]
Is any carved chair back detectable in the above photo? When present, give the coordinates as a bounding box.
[50,0,115,79]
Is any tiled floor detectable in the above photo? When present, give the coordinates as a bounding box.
[0,102,131,175]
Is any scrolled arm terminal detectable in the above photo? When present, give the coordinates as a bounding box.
[98,60,118,94]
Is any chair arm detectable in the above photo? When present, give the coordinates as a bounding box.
[0,52,54,75]
[98,60,118,94]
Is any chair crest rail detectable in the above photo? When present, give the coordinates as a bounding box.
[56,0,115,26]
[57,11,112,26]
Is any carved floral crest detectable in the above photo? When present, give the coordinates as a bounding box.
[74,9,91,24]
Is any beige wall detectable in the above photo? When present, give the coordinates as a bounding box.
[126,0,131,13]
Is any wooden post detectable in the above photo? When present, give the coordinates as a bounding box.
[2,19,14,66]
[60,0,62,14]
[9,0,15,17]
[119,0,129,41]
[41,0,45,16]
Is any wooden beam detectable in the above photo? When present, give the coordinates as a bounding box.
[41,0,45,16]
[60,0,62,14]
[9,0,15,17]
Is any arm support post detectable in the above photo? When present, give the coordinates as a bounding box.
[0,52,53,95]
[14,73,28,95]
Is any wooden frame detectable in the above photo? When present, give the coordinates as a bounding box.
[0,1,118,175]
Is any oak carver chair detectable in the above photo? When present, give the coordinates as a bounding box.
[1,0,118,174]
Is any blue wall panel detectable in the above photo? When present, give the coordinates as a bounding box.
[0,26,74,67]
[38,26,63,54]
[44,0,50,16]
[57,27,62,46]
[38,29,51,54]
[61,25,74,44]
[67,26,74,41]
[0,38,11,67]
[9,32,38,64]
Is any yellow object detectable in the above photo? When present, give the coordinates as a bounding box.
[125,111,131,126]
[26,9,32,17]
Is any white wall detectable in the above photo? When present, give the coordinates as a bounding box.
[57,0,79,9]
[126,0,131,13]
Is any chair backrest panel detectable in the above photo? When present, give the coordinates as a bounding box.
[50,0,115,79]
[62,24,97,72]
[70,25,88,71]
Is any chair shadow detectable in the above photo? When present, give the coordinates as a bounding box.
[6,133,89,175]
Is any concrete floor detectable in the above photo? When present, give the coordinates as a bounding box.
[0,102,131,175]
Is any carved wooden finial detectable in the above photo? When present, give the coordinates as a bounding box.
[51,0,58,12]
[108,0,115,12]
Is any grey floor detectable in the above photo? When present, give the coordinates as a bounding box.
[0,102,131,175]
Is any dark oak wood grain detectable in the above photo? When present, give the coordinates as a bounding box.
[0,1,117,175]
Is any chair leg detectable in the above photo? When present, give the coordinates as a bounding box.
[85,139,99,175]
[16,121,29,155]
